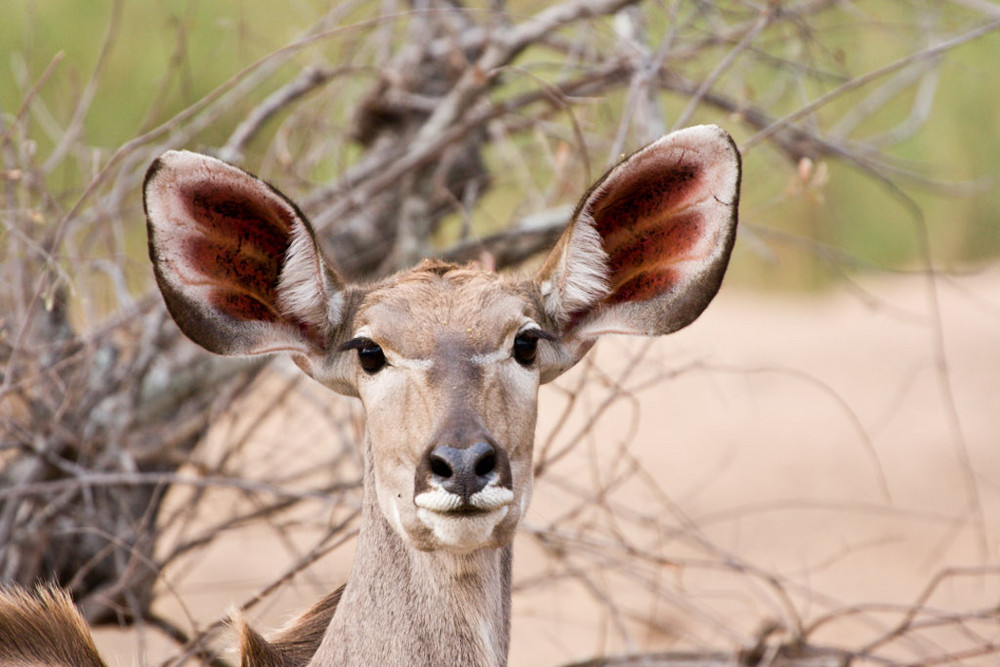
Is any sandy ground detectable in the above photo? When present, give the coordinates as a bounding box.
[93,267,1000,665]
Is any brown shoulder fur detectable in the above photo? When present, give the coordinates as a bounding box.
[236,585,344,667]
[0,585,106,667]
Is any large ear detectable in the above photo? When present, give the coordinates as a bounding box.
[536,124,740,355]
[144,151,344,357]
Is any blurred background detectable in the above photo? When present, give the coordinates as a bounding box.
[1,1,998,664]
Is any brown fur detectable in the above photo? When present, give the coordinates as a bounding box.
[236,585,344,667]
[0,585,106,667]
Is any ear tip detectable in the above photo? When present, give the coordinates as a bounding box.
[663,124,740,158]
[143,155,167,192]
[143,150,238,212]
[143,150,193,192]
[666,124,742,204]
[149,149,218,175]
[671,123,732,141]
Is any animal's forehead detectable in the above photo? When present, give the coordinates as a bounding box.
[356,266,541,357]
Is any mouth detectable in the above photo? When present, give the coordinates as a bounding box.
[413,485,514,550]
[438,504,492,516]
[414,485,513,513]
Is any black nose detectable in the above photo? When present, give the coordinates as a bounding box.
[424,441,509,502]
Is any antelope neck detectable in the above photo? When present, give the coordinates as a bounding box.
[308,465,512,666]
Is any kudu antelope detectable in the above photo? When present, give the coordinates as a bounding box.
[0,125,740,666]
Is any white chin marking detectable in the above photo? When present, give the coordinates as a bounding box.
[417,507,509,551]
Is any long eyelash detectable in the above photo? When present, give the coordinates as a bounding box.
[339,337,374,352]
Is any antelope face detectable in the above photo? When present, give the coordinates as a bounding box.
[144,125,740,557]
[345,268,551,552]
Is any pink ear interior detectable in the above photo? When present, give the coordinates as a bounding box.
[177,181,295,324]
[590,150,716,307]
[557,125,740,338]
[146,151,333,356]
[592,158,711,307]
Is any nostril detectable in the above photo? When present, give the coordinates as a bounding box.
[474,451,496,477]
[430,455,453,479]
[420,441,508,502]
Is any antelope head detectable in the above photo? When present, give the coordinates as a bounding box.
[143,125,740,556]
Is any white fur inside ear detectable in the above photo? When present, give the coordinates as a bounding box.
[541,211,610,326]
[277,222,342,329]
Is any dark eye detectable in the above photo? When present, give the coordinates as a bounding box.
[512,331,539,366]
[357,340,386,373]
[339,337,389,374]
